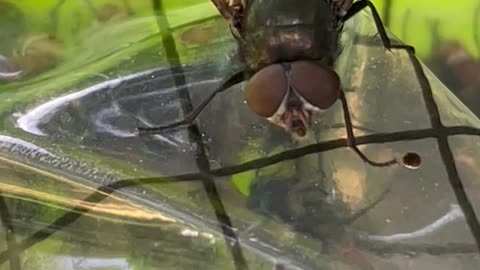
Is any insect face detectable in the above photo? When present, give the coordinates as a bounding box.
[245,61,340,137]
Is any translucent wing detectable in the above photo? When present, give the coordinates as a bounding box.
[1,1,480,270]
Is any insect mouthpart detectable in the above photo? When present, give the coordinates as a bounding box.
[268,84,319,137]
[245,61,341,136]
[280,104,312,137]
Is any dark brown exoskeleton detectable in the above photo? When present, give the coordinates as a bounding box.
[136,0,421,169]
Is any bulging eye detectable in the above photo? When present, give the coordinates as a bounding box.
[245,64,288,117]
[290,61,340,109]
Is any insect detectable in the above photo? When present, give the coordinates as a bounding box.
[3,2,480,270]
[135,0,421,169]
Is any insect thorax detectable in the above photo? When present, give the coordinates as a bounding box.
[240,0,343,73]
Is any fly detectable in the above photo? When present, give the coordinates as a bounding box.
[136,0,421,169]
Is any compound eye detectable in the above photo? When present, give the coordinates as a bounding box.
[290,61,340,109]
[245,64,288,117]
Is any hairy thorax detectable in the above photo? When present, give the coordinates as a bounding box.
[240,0,344,73]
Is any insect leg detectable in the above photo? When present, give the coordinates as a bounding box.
[135,71,245,135]
[341,1,429,168]
[339,91,398,167]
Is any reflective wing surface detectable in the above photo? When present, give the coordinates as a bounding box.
[1,1,480,270]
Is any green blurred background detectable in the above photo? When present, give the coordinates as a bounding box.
[1,0,478,58]
[371,0,479,59]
